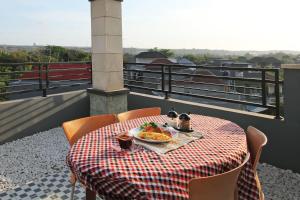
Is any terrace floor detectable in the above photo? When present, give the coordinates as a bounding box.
[0,128,299,200]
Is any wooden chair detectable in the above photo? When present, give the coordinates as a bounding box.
[62,114,118,200]
[117,107,161,122]
[246,126,268,200]
[63,114,118,146]
[189,153,250,200]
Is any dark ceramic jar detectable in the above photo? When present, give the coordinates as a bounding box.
[178,113,191,130]
[167,109,178,128]
[116,133,133,149]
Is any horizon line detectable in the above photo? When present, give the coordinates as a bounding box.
[1,44,300,53]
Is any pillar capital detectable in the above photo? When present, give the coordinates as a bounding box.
[89,0,123,2]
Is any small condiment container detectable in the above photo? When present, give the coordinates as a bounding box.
[116,133,133,150]
[178,113,191,130]
[167,109,178,128]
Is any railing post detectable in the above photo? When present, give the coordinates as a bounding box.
[168,66,172,95]
[38,64,43,96]
[44,64,49,97]
[161,65,167,99]
[275,69,280,119]
[89,63,93,85]
[261,70,266,106]
[11,66,16,80]
[42,88,47,97]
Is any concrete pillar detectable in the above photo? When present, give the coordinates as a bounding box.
[88,0,128,115]
[282,64,300,124]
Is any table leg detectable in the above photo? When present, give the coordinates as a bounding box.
[86,188,96,200]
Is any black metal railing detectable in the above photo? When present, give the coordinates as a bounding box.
[0,61,92,100]
[124,63,283,119]
[0,61,283,119]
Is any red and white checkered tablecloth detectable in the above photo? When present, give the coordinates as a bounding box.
[67,114,259,200]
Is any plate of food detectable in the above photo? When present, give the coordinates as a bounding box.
[129,122,178,143]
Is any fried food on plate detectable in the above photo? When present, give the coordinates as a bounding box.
[140,122,172,137]
[138,132,171,141]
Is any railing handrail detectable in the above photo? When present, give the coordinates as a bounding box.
[0,61,92,99]
[124,68,283,84]
[124,63,283,119]
[0,61,92,66]
[124,62,280,72]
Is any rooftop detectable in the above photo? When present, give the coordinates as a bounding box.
[136,51,168,59]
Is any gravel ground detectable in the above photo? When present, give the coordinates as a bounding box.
[0,128,69,192]
[0,128,300,200]
[258,163,300,200]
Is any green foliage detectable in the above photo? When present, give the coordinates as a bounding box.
[148,47,175,57]
[181,54,210,64]
[123,53,135,63]
[0,46,91,63]
[236,56,248,62]
[41,46,91,62]
[0,51,29,63]
[249,56,281,67]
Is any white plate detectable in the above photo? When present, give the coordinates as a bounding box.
[128,125,178,143]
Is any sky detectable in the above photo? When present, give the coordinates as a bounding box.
[0,0,300,51]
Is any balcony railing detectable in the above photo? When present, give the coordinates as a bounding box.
[124,63,283,119]
[0,61,92,99]
[0,61,283,119]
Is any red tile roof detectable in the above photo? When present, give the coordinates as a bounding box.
[190,69,224,84]
[145,58,175,70]
[21,64,91,81]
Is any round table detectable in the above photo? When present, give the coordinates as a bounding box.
[67,114,259,200]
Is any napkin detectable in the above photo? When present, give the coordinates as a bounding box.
[134,131,203,154]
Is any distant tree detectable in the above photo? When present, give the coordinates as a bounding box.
[148,47,175,57]
[0,51,28,63]
[244,53,253,60]
[123,53,135,63]
[236,56,248,62]
[182,54,210,64]
[249,56,281,67]
[264,57,281,67]
[40,46,91,62]
[280,54,295,64]
[66,49,91,62]
[42,46,67,62]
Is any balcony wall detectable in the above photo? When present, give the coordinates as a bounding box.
[0,90,89,144]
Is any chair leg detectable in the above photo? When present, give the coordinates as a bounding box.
[234,187,239,200]
[70,182,75,200]
[70,173,77,200]
[86,188,96,200]
[255,172,265,200]
[261,192,265,200]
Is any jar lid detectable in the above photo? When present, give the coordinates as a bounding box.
[179,113,191,121]
[167,110,178,118]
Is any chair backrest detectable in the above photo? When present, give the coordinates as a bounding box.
[246,126,268,172]
[117,107,161,122]
[62,114,118,146]
[189,153,250,200]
